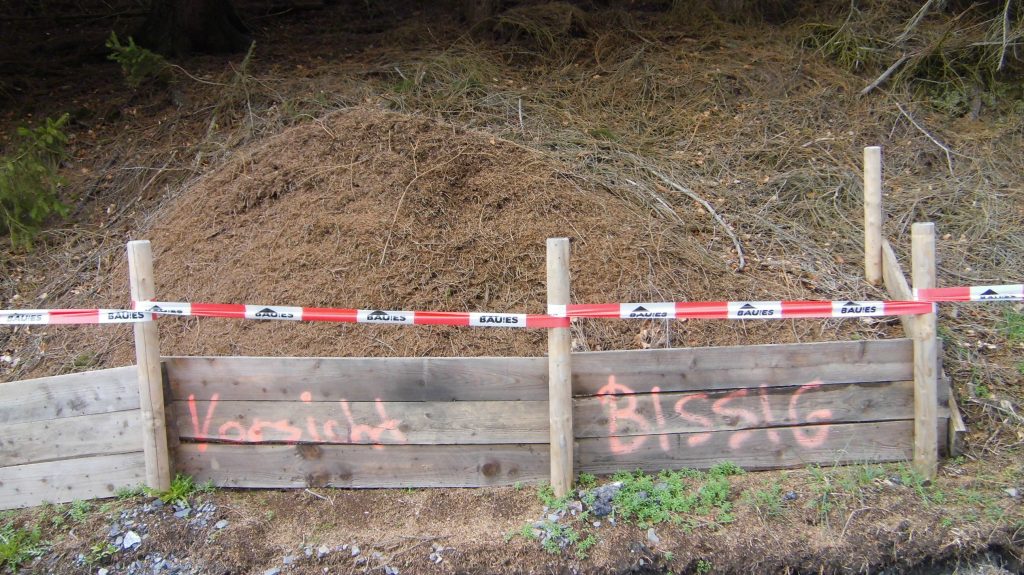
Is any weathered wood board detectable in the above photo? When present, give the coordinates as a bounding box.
[576,420,948,474]
[165,356,547,401]
[1,410,143,467]
[176,443,548,488]
[0,366,138,424]
[574,380,949,439]
[173,399,548,445]
[0,366,144,509]
[571,340,914,396]
[882,239,916,334]
[0,452,146,509]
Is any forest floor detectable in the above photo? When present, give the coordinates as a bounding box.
[0,0,1022,573]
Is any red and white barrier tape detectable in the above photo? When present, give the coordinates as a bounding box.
[549,300,935,320]
[0,309,151,325]
[133,301,569,329]
[914,284,1024,302]
[6,285,1021,327]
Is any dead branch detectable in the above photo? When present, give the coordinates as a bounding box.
[894,101,955,176]
[998,0,1012,71]
[646,169,747,272]
[860,54,910,96]
[895,0,945,44]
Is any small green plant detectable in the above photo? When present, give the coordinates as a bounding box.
[115,484,147,500]
[149,474,213,507]
[106,32,170,88]
[577,473,597,489]
[1004,310,1024,344]
[0,114,70,249]
[85,541,117,566]
[743,482,784,519]
[0,522,47,571]
[68,500,93,523]
[696,558,712,574]
[708,462,744,478]
[537,483,570,511]
[539,521,580,555]
[575,533,598,559]
[975,383,992,399]
[806,465,836,525]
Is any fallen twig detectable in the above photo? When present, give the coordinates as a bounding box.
[894,101,954,176]
[860,54,909,96]
[646,168,747,272]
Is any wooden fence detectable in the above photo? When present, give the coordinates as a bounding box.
[0,367,146,509]
[167,339,947,490]
[0,339,951,508]
[0,146,967,509]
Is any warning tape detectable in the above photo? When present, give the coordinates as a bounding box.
[550,300,935,320]
[5,286,1021,328]
[132,301,569,329]
[0,309,152,325]
[914,284,1024,302]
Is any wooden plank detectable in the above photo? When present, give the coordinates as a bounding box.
[172,400,548,445]
[547,237,573,497]
[882,239,915,335]
[864,146,883,285]
[165,356,547,402]
[127,239,171,490]
[911,222,938,479]
[176,443,548,488]
[571,339,913,396]
[574,381,949,439]
[948,395,966,457]
[576,420,938,474]
[0,452,146,510]
[0,410,143,467]
[0,366,139,425]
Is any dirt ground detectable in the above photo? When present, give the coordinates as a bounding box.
[1,0,1023,573]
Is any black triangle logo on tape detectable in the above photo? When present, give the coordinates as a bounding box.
[740,303,756,309]
[258,308,276,314]
[981,289,999,296]
[844,301,858,307]
[633,306,649,312]
[367,310,388,319]
[149,305,164,312]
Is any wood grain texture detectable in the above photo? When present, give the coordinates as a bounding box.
[0,452,146,510]
[0,366,139,425]
[864,146,883,285]
[571,339,913,396]
[576,420,946,474]
[911,222,938,479]
[176,443,548,488]
[173,400,548,444]
[547,237,573,497]
[882,239,915,335]
[128,239,171,489]
[165,356,547,402]
[573,380,950,438]
[0,410,143,467]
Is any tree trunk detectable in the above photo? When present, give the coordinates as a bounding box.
[139,0,252,56]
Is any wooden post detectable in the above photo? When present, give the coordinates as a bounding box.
[864,146,883,285]
[127,240,172,491]
[546,238,573,497]
[910,223,938,479]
